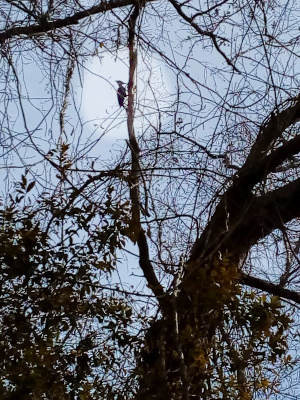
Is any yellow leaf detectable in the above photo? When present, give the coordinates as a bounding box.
[210,269,218,277]
[260,378,269,387]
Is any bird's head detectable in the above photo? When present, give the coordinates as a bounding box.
[116,80,125,86]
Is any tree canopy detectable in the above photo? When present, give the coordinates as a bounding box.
[1,0,300,399]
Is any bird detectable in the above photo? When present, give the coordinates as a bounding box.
[116,80,127,108]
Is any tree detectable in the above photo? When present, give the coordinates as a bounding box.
[0,0,300,398]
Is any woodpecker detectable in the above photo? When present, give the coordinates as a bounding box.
[116,80,127,108]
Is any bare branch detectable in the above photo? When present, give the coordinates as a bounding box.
[127,2,165,303]
[168,0,240,73]
[241,272,300,305]
[0,0,155,43]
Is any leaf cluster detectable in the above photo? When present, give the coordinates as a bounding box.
[0,180,137,400]
[137,256,293,399]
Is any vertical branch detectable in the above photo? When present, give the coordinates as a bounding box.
[170,293,189,400]
[127,2,165,302]
[127,3,142,236]
[59,54,75,143]
[57,53,75,255]
[127,4,141,156]
[127,8,188,397]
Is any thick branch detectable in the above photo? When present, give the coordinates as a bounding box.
[246,134,300,180]
[127,2,164,303]
[223,133,300,199]
[241,273,300,305]
[191,98,300,264]
[245,95,300,166]
[127,3,141,155]
[226,177,300,255]
[0,0,155,42]
[191,176,300,266]
[187,176,300,304]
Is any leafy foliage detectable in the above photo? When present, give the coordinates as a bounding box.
[137,257,292,399]
[0,182,136,400]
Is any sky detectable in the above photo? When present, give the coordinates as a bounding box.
[75,49,176,296]
[79,48,175,160]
